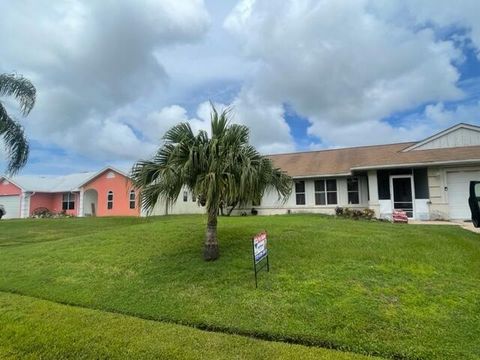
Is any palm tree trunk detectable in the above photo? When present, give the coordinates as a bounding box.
[226,200,238,216]
[204,209,219,261]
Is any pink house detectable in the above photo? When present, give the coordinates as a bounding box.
[0,167,140,219]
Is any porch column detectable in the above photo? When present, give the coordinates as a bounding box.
[367,170,380,217]
[20,191,30,218]
[78,189,84,217]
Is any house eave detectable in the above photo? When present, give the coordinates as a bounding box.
[350,158,480,171]
[291,172,352,179]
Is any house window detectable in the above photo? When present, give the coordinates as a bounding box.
[107,191,114,210]
[183,191,188,202]
[295,181,305,205]
[129,190,136,209]
[314,179,337,205]
[62,193,75,210]
[347,177,360,204]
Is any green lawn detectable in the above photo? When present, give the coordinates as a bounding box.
[0,292,368,360]
[0,215,479,359]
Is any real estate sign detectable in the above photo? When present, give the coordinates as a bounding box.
[253,231,268,263]
[252,231,269,288]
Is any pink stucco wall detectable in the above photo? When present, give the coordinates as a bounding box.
[52,192,79,216]
[83,170,139,217]
[29,192,79,216]
[29,193,55,214]
[0,179,22,196]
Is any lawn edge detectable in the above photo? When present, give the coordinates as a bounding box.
[0,289,404,360]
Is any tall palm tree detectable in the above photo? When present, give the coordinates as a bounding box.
[0,73,36,174]
[131,106,292,261]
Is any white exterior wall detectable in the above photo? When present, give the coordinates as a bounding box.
[240,176,369,215]
[144,187,205,216]
[20,192,30,218]
[414,127,480,150]
[367,170,380,217]
[427,167,448,220]
[427,164,480,220]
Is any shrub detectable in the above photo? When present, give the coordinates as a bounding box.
[362,208,375,220]
[251,208,258,216]
[31,208,75,219]
[32,207,53,218]
[335,206,376,221]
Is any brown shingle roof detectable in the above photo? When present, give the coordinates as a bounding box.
[269,142,480,177]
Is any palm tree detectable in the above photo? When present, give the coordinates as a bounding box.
[0,73,36,174]
[131,106,292,261]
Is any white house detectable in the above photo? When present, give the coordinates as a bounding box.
[148,123,480,221]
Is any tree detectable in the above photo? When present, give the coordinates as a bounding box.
[131,106,292,261]
[0,73,36,174]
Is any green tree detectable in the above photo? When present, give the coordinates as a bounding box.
[0,73,36,174]
[131,106,292,261]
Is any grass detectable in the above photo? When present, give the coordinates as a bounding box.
[0,292,370,360]
[0,214,479,359]
[0,216,147,246]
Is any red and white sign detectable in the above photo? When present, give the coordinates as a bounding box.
[253,231,268,263]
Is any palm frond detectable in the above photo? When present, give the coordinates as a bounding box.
[131,103,293,214]
[0,103,29,174]
[0,73,36,116]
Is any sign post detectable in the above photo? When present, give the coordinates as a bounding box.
[252,231,269,288]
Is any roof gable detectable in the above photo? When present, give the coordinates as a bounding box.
[1,166,130,192]
[403,123,480,152]
[79,167,131,187]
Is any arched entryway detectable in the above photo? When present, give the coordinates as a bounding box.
[83,189,98,216]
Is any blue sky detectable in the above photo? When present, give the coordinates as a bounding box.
[1,0,480,174]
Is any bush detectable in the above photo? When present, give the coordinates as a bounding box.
[31,208,75,219]
[362,208,375,220]
[251,208,258,216]
[335,206,376,221]
[32,207,53,218]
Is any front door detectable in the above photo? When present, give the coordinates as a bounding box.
[391,176,414,218]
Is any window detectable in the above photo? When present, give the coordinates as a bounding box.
[107,191,114,210]
[129,190,136,209]
[183,191,188,202]
[314,179,337,205]
[295,181,305,205]
[62,193,75,210]
[347,177,360,204]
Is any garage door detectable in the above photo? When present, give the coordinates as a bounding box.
[447,171,480,219]
[0,195,21,219]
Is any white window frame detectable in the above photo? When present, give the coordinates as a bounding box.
[295,181,306,205]
[129,190,135,209]
[107,191,114,210]
[62,192,75,210]
[314,179,338,206]
[347,177,361,205]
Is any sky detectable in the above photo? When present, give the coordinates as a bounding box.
[1,0,480,175]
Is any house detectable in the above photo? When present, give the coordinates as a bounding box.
[256,123,480,220]
[0,167,139,219]
[152,123,480,221]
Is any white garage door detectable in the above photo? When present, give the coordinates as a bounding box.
[0,195,21,219]
[447,171,480,219]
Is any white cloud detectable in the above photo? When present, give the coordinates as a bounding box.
[0,0,210,162]
[142,95,294,155]
[3,0,480,175]
[223,0,480,150]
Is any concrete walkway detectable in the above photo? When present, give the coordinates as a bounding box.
[409,219,480,233]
